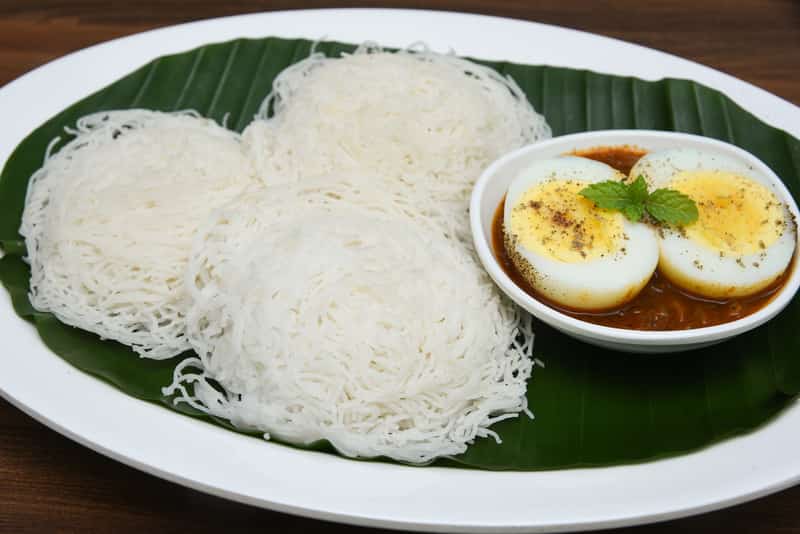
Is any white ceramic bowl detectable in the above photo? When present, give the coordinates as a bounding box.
[471,130,800,353]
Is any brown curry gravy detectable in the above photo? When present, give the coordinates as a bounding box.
[492,145,793,330]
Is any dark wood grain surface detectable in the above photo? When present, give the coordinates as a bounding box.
[1,1,798,532]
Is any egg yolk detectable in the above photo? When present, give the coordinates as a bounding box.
[670,170,785,255]
[508,180,625,263]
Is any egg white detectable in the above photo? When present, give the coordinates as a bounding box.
[504,156,659,311]
[631,148,796,298]
[630,148,758,189]
[657,228,795,298]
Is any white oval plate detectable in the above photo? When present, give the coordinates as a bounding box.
[0,9,798,533]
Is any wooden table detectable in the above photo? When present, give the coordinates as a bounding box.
[0,1,798,532]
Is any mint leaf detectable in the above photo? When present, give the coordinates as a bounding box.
[628,175,649,205]
[579,181,632,210]
[620,203,645,222]
[580,180,645,222]
[579,175,698,226]
[646,188,699,225]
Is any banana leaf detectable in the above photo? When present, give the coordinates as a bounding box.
[1,37,798,470]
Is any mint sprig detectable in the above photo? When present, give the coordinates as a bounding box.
[579,175,699,226]
[645,188,700,225]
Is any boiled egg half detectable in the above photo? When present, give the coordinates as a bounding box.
[503,156,659,311]
[630,148,796,298]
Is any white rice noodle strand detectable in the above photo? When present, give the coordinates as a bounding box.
[20,109,256,359]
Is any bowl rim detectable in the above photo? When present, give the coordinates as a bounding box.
[470,129,800,347]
